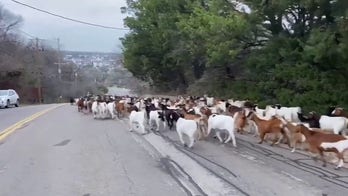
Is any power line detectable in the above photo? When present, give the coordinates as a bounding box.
[17,29,35,38]
[17,30,54,43]
[11,0,130,31]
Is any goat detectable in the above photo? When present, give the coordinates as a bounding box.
[331,107,348,118]
[116,101,128,118]
[214,100,227,113]
[129,110,147,134]
[265,105,301,122]
[326,106,336,116]
[107,102,117,119]
[320,139,348,169]
[294,124,346,167]
[278,117,309,153]
[77,98,85,112]
[207,114,237,147]
[225,104,243,116]
[206,97,214,107]
[229,100,246,108]
[91,101,107,119]
[160,104,180,130]
[179,107,207,140]
[233,110,248,134]
[149,110,165,132]
[254,105,266,117]
[200,106,213,118]
[319,115,348,135]
[134,99,146,111]
[176,117,200,148]
[91,101,99,119]
[297,112,320,128]
[235,109,259,135]
[248,112,290,147]
[145,103,157,120]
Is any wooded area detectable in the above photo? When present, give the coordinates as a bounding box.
[0,5,107,103]
[121,0,348,113]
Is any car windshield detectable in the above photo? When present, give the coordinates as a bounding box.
[0,90,8,96]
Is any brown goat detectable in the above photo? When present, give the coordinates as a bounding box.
[226,105,243,116]
[331,108,348,118]
[278,116,335,152]
[280,120,308,153]
[116,101,128,118]
[87,100,93,113]
[295,124,346,167]
[200,106,213,118]
[234,110,248,134]
[249,112,290,147]
[77,98,84,112]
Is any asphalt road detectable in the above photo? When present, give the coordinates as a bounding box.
[0,104,61,134]
[158,129,348,196]
[0,104,184,196]
[1,104,347,196]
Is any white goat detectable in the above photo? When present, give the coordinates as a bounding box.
[176,117,199,148]
[91,101,99,119]
[230,100,246,107]
[265,105,302,122]
[319,115,348,135]
[152,98,160,108]
[92,101,107,119]
[320,139,348,169]
[255,106,266,117]
[207,114,237,147]
[215,101,227,113]
[149,110,165,131]
[100,102,109,119]
[107,102,117,119]
[129,110,147,134]
[134,99,145,111]
[206,97,214,107]
[193,106,203,116]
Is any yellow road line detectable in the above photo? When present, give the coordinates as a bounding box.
[0,104,64,141]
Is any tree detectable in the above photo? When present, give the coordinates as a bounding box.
[0,4,22,39]
[121,0,348,112]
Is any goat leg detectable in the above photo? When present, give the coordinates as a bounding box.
[224,135,232,144]
[335,153,344,170]
[178,133,186,146]
[274,133,283,145]
[163,121,167,130]
[258,132,266,144]
[319,149,326,167]
[216,131,224,143]
[291,139,297,153]
[188,137,195,148]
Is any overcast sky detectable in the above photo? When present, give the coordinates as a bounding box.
[1,0,129,53]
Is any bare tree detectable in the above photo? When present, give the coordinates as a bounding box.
[0,4,23,40]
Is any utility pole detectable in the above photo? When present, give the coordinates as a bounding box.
[56,38,62,81]
[54,38,69,102]
[35,37,43,104]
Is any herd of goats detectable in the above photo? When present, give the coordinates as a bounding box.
[75,95,348,170]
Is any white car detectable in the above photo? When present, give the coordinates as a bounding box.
[0,89,20,108]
